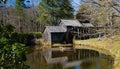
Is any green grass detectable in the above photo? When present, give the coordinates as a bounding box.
[75,38,120,69]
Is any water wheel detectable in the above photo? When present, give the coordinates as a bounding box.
[65,29,74,44]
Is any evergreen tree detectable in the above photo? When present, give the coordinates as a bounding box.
[37,0,74,25]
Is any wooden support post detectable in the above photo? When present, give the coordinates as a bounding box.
[84,50,85,58]
[80,50,82,59]
[88,50,90,58]
[92,51,94,57]
[84,50,86,58]
[78,50,80,60]
[77,28,79,38]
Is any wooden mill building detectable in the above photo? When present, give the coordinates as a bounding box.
[43,26,66,44]
[43,19,95,45]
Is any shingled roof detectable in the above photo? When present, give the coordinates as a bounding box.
[46,26,66,32]
[60,19,83,27]
[82,23,94,27]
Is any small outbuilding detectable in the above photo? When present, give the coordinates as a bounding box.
[43,26,67,44]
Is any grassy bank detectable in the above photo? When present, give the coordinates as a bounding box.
[76,37,120,69]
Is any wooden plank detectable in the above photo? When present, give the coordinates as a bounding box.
[51,47,73,51]
[52,44,73,47]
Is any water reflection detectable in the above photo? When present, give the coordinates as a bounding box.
[26,48,114,69]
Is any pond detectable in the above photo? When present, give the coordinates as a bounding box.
[26,47,114,69]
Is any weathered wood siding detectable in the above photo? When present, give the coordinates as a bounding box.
[43,28,51,41]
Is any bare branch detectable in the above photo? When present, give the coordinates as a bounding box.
[81,0,103,7]
[112,1,120,7]
[112,6,120,13]
[82,0,120,13]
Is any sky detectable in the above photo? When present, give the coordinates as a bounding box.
[74,0,81,4]
[6,0,41,7]
[5,0,81,7]
[5,0,81,14]
[72,0,81,15]
[4,0,81,15]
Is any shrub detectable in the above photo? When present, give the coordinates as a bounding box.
[11,32,42,46]
[31,32,42,39]
[0,24,29,69]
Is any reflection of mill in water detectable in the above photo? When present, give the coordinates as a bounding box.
[42,48,114,69]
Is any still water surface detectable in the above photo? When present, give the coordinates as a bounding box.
[26,48,114,69]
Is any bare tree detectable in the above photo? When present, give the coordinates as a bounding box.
[77,0,120,36]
